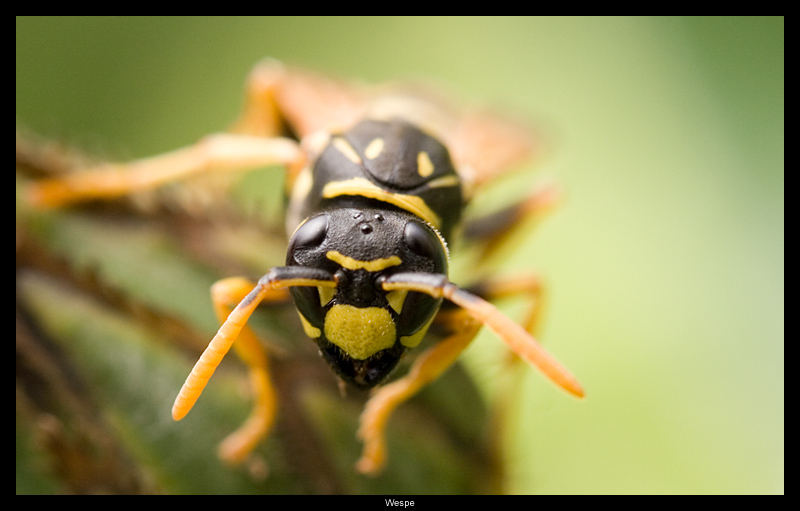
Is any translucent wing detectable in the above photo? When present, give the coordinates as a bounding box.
[270,64,542,193]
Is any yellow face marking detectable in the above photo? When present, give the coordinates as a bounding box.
[297,311,321,338]
[324,305,396,359]
[326,250,402,272]
[364,138,384,159]
[386,289,408,314]
[321,177,442,228]
[417,151,434,177]
[400,313,436,348]
[318,285,335,306]
[332,137,362,165]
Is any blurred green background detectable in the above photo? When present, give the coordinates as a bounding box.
[16,16,783,494]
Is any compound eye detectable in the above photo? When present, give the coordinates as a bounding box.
[404,221,439,259]
[291,214,329,250]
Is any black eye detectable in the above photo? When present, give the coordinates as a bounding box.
[291,214,329,249]
[403,221,448,273]
[404,221,438,259]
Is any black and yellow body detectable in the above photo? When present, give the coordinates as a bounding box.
[25,61,583,475]
[286,118,463,240]
[285,119,458,387]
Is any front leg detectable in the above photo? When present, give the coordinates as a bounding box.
[357,272,583,475]
[356,309,482,475]
[172,267,337,464]
[208,277,289,464]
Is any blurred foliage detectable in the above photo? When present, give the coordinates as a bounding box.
[17,16,783,494]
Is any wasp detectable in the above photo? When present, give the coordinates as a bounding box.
[26,60,584,475]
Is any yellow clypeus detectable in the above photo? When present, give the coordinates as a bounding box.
[324,304,397,359]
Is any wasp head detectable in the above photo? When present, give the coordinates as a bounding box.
[286,207,448,387]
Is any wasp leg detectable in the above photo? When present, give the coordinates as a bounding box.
[468,273,546,340]
[381,272,583,398]
[466,273,548,488]
[26,133,305,209]
[360,272,582,475]
[236,58,370,137]
[208,277,289,464]
[172,267,337,463]
[356,308,482,475]
[463,181,562,263]
[231,59,287,138]
[465,273,548,374]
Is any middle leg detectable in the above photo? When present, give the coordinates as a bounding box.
[462,180,562,263]
[27,133,305,209]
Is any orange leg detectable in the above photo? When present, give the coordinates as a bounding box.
[381,273,583,399]
[356,309,482,475]
[231,59,287,138]
[172,268,336,464]
[358,271,581,475]
[208,277,288,464]
[463,181,562,263]
[25,60,308,210]
[363,271,583,475]
[467,273,550,487]
[26,134,304,209]
[470,273,547,338]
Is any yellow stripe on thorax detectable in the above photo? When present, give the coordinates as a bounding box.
[332,137,362,164]
[326,250,402,272]
[321,177,442,228]
[417,151,434,177]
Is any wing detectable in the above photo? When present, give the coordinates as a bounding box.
[267,63,542,194]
